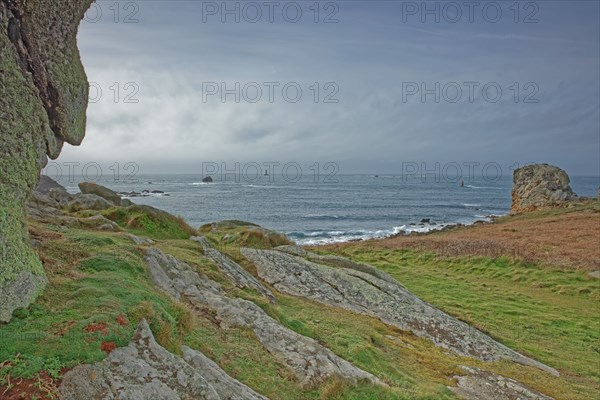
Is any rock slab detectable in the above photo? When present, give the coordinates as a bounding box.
[241,248,558,377]
[79,182,130,207]
[145,247,381,388]
[191,236,276,303]
[449,366,554,400]
[60,319,268,400]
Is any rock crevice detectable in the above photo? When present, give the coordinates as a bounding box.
[144,247,381,388]
[191,236,276,303]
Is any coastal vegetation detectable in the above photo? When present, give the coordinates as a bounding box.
[1,192,597,399]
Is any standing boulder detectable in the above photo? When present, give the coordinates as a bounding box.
[511,164,576,214]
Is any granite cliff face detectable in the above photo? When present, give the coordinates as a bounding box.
[0,0,92,321]
[511,164,576,214]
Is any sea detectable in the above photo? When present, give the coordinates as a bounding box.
[52,173,599,246]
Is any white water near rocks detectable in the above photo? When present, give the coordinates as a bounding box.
[51,174,599,245]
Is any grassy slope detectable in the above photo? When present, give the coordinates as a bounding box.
[1,205,597,399]
[320,205,600,399]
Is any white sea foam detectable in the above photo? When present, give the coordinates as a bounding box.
[288,214,510,246]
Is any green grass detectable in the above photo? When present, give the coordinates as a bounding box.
[0,223,403,399]
[0,226,193,383]
[199,221,292,248]
[4,207,598,399]
[324,245,600,399]
[102,205,196,239]
[218,246,464,399]
[183,304,414,400]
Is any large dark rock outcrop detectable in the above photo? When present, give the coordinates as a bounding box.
[511,164,576,214]
[36,175,67,195]
[0,0,92,321]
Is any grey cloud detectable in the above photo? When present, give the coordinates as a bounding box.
[57,1,599,175]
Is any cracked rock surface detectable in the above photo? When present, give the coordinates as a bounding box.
[59,319,268,400]
[145,247,381,388]
[449,366,554,400]
[191,236,276,303]
[511,164,576,214]
[241,248,558,377]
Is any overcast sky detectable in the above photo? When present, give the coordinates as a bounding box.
[57,0,600,176]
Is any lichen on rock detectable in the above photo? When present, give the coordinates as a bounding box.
[144,247,382,388]
[241,247,559,376]
[0,0,93,322]
[511,164,576,214]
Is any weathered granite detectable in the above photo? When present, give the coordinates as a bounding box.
[241,248,559,377]
[79,182,130,206]
[276,245,400,285]
[35,175,67,195]
[0,270,48,322]
[511,164,576,214]
[449,366,554,400]
[181,346,269,400]
[127,234,155,246]
[60,320,268,400]
[65,194,114,212]
[145,247,381,388]
[78,214,120,231]
[191,236,276,303]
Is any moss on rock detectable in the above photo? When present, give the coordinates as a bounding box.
[0,0,92,322]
